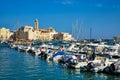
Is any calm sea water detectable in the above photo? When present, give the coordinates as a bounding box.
[0,47,120,80]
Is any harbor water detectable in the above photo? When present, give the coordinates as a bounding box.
[0,46,120,80]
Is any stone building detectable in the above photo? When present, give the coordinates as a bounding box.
[113,36,120,42]
[33,19,58,40]
[14,19,58,41]
[53,32,74,41]
[0,27,13,41]
[36,27,57,40]
[14,25,36,40]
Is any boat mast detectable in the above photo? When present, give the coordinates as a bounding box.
[77,21,84,42]
[90,27,92,42]
[72,23,74,40]
[75,20,78,41]
[15,21,19,41]
[72,20,77,41]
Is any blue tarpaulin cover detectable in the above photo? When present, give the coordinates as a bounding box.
[53,51,65,57]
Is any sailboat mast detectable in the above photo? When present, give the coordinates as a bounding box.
[77,21,84,41]
[15,21,19,41]
[76,20,78,41]
[90,27,92,42]
[72,23,74,40]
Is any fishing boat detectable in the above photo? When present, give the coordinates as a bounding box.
[0,41,9,47]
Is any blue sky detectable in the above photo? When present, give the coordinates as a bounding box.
[0,0,120,39]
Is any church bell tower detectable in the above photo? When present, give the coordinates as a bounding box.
[34,18,39,30]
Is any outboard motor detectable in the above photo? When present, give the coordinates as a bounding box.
[103,63,116,73]
[103,66,111,73]
[67,58,78,65]
[71,59,78,65]
[70,55,78,65]
[39,51,48,59]
[86,62,95,71]
[58,56,65,64]
[103,59,120,74]
[109,63,116,73]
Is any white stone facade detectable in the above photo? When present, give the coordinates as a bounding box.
[0,27,13,41]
